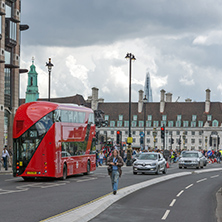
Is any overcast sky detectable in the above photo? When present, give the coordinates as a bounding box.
[20,0,222,103]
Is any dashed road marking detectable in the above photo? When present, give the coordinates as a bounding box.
[196,178,207,183]
[161,210,170,220]
[169,199,176,207]
[176,190,184,197]
[210,175,219,178]
[185,184,193,189]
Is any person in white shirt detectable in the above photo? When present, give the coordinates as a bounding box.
[2,146,10,170]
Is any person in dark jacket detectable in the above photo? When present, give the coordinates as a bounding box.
[107,149,124,195]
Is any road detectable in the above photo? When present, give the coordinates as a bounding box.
[0,163,221,222]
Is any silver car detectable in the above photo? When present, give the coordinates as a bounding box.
[178,151,205,169]
[133,152,167,175]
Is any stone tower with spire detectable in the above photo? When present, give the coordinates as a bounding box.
[144,71,153,102]
[25,57,39,103]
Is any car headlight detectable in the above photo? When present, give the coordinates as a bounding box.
[133,162,138,166]
[179,159,184,163]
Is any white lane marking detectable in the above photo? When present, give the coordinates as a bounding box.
[176,190,184,197]
[211,175,219,178]
[161,210,170,220]
[76,177,97,183]
[5,178,21,182]
[185,184,193,189]
[196,178,207,183]
[169,199,176,207]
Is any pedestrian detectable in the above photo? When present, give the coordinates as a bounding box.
[216,150,221,163]
[107,149,124,195]
[99,150,104,166]
[2,146,10,170]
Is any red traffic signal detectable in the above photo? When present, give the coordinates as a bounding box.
[117,131,120,135]
[161,127,164,131]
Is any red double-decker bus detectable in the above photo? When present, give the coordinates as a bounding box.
[13,101,96,180]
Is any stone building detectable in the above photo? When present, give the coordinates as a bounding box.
[0,0,28,153]
[88,87,222,151]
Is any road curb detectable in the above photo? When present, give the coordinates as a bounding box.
[42,172,191,222]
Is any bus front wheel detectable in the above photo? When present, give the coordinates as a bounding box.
[62,164,67,180]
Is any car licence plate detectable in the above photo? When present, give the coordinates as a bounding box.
[26,172,37,175]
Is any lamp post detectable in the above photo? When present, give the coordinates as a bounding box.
[46,58,54,101]
[125,53,136,166]
[143,95,147,149]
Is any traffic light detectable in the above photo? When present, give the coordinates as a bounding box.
[171,138,174,144]
[140,137,144,144]
[178,138,181,145]
[218,137,220,145]
[116,130,122,144]
[101,136,104,143]
[161,126,165,139]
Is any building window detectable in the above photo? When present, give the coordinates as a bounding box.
[4,68,11,107]
[133,115,137,121]
[176,121,181,127]
[133,138,136,143]
[139,121,144,127]
[161,121,166,127]
[199,139,202,144]
[0,16,2,35]
[119,115,123,121]
[192,115,197,121]
[146,121,152,127]
[191,131,195,136]
[124,121,129,127]
[177,115,182,121]
[198,121,203,127]
[117,121,122,127]
[168,121,174,127]
[168,131,172,136]
[110,121,115,127]
[132,121,137,127]
[5,50,11,64]
[199,131,202,136]
[212,120,218,127]
[105,115,109,121]
[147,131,150,135]
[191,139,195,144]
[132,131,136,135]
[148,115,152,121]
[162,115,167,121]
[176,131,180,135]
[183,121,189,127]
[191,121,196,127]
[207,115,212,121]
[125,131,128,135]
[147,138,150,143]
[153,121,159,127]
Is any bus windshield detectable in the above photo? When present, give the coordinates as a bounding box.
[14,112,54,165]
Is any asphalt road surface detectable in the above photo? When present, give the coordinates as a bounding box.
[0,163,221,222]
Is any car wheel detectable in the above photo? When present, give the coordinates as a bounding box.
[133,172,137,175]
[163,166,167,174]
[156,166,160,175]
[184,166,187,169]
[179,166,182,169]
[196,163,200,169]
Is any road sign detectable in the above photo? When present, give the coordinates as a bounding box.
[140,132,145,137]
[127,137,133,144]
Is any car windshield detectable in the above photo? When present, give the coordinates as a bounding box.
[138,154,157,160]
[182,153,198,158]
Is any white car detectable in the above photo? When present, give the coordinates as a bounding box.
[179,151,205,169]
[133,152,167,175]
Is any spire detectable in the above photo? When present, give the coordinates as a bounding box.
[144,71,153,102]
[25,57,39,103]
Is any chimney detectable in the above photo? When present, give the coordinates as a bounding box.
[185,98,192,102]
[138,90,144,113]
[205,89,211,113]
[160,89,165,113]
[91,87,99,111]
[166,92,172,102]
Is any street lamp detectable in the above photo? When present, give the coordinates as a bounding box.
[125,53,136,166]
[46,58,54,101]
[143,95,147,149]
[125,53,136,141]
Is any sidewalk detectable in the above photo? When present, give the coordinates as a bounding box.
[0,163,12,175]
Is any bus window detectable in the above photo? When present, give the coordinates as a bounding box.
[61,110,69,122]
[78,112,86,123]
[54,110,61,122]
[89,113,95,124]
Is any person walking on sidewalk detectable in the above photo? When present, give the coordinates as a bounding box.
[2,146,10,170]
[107,149,124,195]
